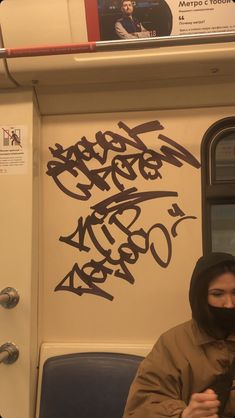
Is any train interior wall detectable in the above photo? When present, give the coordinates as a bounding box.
[1,87,235,418]
[0,2,235,417]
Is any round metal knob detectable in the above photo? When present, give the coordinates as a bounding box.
[0,287,19,309]
[0,342,19,364]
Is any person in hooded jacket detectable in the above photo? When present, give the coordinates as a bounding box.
[122,252,235,418]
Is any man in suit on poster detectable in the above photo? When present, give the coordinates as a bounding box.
[115,0,154,39]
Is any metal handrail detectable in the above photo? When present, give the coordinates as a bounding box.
[0,31,235,58]
[0,287,19,309]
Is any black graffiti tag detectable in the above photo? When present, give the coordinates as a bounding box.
[55,188,197,300]
[47,120,201,300]
[46,120,200,201]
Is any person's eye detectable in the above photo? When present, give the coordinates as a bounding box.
[209,291,223,297]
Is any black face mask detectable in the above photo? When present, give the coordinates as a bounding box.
[209,306,235,335]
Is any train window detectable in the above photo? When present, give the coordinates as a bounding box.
[212,130,235,182]
[211,204,235,254]
[201,117,235,255]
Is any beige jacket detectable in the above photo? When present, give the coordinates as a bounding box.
[123,320,235,418]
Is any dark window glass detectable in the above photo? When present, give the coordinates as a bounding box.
[211,204,235,255]
[215,132,235,181]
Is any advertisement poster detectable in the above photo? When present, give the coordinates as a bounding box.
[84,0,235,41]
[0,126,28,174]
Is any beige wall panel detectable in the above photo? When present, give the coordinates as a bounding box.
[1,0,74,47]
[37,76,235,115]
[41,107,234,346]
[0,60,18,88]
[0,89,39,418]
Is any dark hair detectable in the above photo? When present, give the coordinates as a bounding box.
[121,0,133,6]
[191,261,235,337]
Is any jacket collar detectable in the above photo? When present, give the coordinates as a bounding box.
[192,319,235,345]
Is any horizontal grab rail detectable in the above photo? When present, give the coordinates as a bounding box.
[0,343,19,365]
[0,287,19,309]
[0,31,235,58]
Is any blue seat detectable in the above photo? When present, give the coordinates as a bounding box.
[39,351,143,418]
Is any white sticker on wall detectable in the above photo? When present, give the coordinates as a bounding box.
[0,126,28,174]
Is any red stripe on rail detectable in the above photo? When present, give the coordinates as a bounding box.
[3,42,97,58]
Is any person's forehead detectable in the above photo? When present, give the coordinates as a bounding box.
[208,272,235,288]
[123,1,133,5]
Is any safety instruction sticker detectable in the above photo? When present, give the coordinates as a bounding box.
[0,126,28,174]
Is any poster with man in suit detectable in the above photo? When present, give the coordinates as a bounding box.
[84,0,235,42]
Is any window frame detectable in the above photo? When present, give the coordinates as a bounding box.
[201,116,235,254]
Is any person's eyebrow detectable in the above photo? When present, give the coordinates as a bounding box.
[208,288,235,292]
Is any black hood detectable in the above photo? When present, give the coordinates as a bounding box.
[189,252,235,308]
[189,252,235,337]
